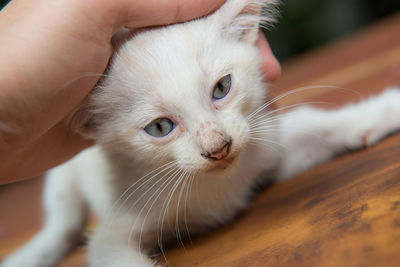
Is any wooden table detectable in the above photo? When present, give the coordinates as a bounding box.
[1,13,400,267]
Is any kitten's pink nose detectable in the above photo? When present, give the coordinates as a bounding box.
[201,139,232,161]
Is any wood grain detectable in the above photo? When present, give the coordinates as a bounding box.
[164,134,400,267]
[1,13,400,267]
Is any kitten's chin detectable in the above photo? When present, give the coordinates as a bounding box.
[205,155,238,173]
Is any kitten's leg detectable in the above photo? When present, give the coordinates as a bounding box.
[277,87,400,179]
[89,219,158,267]
[2,164,86,267]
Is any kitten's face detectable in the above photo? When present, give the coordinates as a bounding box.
[84,1,273,173]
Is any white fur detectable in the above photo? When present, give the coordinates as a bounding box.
[277,88,400,179]
[3,0,400,266]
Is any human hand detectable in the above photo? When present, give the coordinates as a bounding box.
[0,0,280,183]
[257,33,281,82]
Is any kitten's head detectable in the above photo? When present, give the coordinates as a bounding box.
[74,0,278,173]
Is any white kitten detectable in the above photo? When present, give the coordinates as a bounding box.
[3,1,400,267]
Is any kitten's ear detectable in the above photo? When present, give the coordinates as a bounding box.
[213,0,279,44]
[111,28,136,51]
[66,102,97,139]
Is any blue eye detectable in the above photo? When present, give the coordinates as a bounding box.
[144,118,175,137]
[212,74,231,100]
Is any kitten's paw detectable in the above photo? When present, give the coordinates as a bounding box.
[348,87,400,149]
[1,235,69,267]
[1,250,53,267]
[89,250,160,267]
[360,130,373,148]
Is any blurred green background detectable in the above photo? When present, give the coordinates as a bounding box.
[1,0,399,61]
[0,0,9,10]
[266,0,400,61]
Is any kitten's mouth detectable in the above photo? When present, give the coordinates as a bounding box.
[206,155,237,172]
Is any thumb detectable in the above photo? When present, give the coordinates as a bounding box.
[112,0,226,30]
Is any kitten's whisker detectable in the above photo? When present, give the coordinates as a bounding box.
[125,166,181,238]
[175,170,194,249]
[106,160,178,226]
[249,113,282,125]
[250,121,281,130]
[184,172,196,244]
[249,117,283,129]
[249,118,283,131]
[165,171,187,242]
[249,112,284,126]
[267,83,360,96]
[135,167,183,253]
[174,172,188,248]
[249,101,330,128]
[250,129,324,142]
[127,167,181,251]
[250,117,328,139]
[247,85,353,121]
[247,140,282,154]
[157,169,187,261]
[247,137,289,150]
[249,129,281,135]
[156,168,183,250]
[135,168,184,261]
[107,160,177,215]
[194,171,202,209]
[248,102,320,125]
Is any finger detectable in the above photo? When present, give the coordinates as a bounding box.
[117,0,226,29]
[256,32,281,82]
[0,121,93,183]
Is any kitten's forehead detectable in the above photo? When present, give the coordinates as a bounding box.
[129,23,220,83]
[114,22,224,104]
[104,15,263,129]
